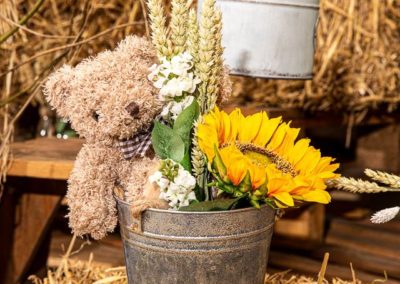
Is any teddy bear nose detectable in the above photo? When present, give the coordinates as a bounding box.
[125,102,140,118]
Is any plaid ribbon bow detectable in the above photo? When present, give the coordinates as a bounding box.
[116,118,166,160]
[116,131,152,160]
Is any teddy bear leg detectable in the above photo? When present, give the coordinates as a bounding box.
[66,144,119,240]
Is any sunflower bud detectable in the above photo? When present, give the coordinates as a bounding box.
[254,182,268,197]
[212,145,229,182]
[239,171,252,193]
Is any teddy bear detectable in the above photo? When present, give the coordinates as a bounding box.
[44,36,171,240]
[44,35,232,240]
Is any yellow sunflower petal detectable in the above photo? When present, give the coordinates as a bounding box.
[302,190,331,204]
[227,108,241,142]
[286,139,311,165]
[219,145,248,186]
[317,163,341,179]
[252,114,281,147]
[273,192,294,207]
[198,124,218,162]
[276,124,300,157]
[238,112,263,143]
[312,157,340,179]
[221,111,231,144]
[295,147,321,175]
[266,123,288,151]
[249,164,266,189]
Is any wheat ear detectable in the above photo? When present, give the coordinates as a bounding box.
[329,177,400,193]
[191,117,206,184]
[147,0,172,58]
[364,169,400,188]
[197,0,217,112]
[187,9,199,66]
[170,0,189,55]
[207,9,223,110]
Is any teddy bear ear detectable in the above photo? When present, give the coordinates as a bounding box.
[43,64,75,118]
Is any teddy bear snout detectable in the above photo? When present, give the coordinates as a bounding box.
[125,102,140,119]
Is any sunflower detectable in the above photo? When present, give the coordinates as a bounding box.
[197,107,340,208]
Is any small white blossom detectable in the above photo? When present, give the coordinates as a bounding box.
[148,160,197,210]
[148,52,201,121]
[371,206,400,224]
[161,96,195,121]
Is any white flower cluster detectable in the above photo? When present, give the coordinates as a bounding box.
[149,160,197,210]
[148,52,201,121]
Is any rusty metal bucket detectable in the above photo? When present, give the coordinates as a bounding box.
[198,0,320,79]
[115,196,275,284]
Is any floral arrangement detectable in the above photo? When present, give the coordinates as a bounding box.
[330,169,400,223]
[146,0,340,211]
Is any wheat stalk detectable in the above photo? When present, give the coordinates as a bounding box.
[147,0,172,58]
[197,0,217,112]
[364,169,400,188]
[207,9,223,110]
[186,9,199,66]
[170,0,189,55]
[329,177,400,193]
[191,117,206,184]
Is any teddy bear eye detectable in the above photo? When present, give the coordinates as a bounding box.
[92,111,101,122]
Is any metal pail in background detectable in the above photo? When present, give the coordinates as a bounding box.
[115,196,275,284]
[198,0,320,79]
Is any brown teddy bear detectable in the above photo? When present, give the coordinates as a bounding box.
[44,36,169,240]
[45,35,232,240]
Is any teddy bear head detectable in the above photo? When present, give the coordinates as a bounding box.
[44,36,161,145]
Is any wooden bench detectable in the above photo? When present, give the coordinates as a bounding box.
[0,138,83,284]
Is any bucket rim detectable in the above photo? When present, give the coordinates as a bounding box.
[114,194,276,215]
[208,0,320,9]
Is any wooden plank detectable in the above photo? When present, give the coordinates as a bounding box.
[9,193,62,283]
[349,124,400,173]
[326,219,400,262]
[8,138,83,179]
[269,251,399,283]
[274,204,325,242]
[312,245,400,279]
[48,231,124,268]
[0,188,17,284]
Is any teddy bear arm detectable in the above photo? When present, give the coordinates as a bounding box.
[66,144,119,240]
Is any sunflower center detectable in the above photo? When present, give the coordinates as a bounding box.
[236,143,297,177]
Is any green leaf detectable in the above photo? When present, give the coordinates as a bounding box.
[179,198,242,212]
[173,100,200,148]
[151,121,185,162]
[180,152,192,172]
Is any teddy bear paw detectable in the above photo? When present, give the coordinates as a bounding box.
[130,199,169,218]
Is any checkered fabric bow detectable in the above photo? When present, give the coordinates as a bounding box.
[116,118,166,160]
[116,131,152,160]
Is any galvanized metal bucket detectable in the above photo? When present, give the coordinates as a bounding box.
[198,0,320,79]
[115,196,275,284]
